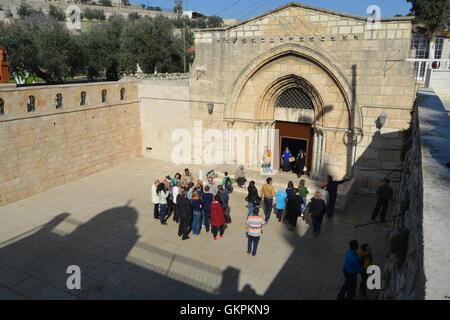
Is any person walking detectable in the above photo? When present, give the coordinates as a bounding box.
[152,179,160,220]
[337,240,364,300]
[234,165,247,188]
[309,191,327,236]
[261,177,276,223]
[191,192,203,235]
[222,172,234,193]
[286,189,302,228]
[295,150,306,178]
[206,176,218,196]
[286,181,295,197]
[281,147,292,172]
[172,182,180,223]
[157,183,169,225]
[202,186,214,233]
[326,175,349,218]
[210,196,226,240]
[246,207,265,256]
[177,190,193,240]
[218,185,231,224]
[275,189,288,224]
[246,181,259,216]
[298,180,309,218]
[371,179,394,223]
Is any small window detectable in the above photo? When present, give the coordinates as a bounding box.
[56,93,63,109]
[101,89,107,103]
[80,91,86,106]
[120,88,125,101]
[27,96,35,112]
[0,98,4,116]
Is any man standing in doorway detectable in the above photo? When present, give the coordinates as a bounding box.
[326,175,349,218]
[371,178,394,223]
[261,177,276,223]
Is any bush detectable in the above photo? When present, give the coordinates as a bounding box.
[49,5,66,22]
[389,228,409,268]
[99,0,112,7]
[83,8,106,21]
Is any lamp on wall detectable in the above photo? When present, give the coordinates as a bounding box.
[207,102,214,115]
[376,111,387,130]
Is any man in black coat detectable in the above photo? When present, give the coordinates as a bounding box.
[309,191,327,236]
[371,179,394,222]
[326,175,349,218]
[177,190,193,240]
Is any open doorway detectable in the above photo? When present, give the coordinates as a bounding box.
[280,137,308,171]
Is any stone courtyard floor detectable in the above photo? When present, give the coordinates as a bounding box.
[0,157,392,300]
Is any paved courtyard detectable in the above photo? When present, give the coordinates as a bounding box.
[0,157,392,300]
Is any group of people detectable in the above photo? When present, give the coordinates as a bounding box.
[337,239,373,300]
[248,175,349,237]
[281,147,307,177]
[151,168,232,240]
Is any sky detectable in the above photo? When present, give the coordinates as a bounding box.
[133,0,413,20]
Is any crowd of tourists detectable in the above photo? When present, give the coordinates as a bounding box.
[151,165,393,299]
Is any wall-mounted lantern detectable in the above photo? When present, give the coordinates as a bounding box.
[207,102,214,115]
[376,111,387,130]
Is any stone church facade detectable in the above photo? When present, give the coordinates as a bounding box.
[0,3,418,205]
[189,3,416,190]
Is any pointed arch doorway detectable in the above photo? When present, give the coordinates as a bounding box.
[262,75,324,177]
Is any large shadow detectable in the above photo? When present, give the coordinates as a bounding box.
[0,204,262,300]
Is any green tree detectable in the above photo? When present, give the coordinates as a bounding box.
[407,0,450,59]
[100,0,113,7]
[49,5,66,22]
[121,0,130,6]
[120,16,185,74]
[0,16,83,84]
[174,0,183,15]
[128,12,141,21]
[79,15,126,81]
[83,8,106,21]
[206,16,224,28]
[17,1,39,19]
[5,8,13,18]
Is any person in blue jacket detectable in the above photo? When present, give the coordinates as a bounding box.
[337,239,364,300]
[281,147,292,172]
[326,175,349,218]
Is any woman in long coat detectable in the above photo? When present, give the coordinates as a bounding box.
[296,150,306,178]
[286,189,303,228]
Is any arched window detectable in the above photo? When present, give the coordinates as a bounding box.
[56,93,63,109]
[0,98,4,116]
[120,88,125,101]
[275,87,314,110]
[27,96,35,112]
[80,91,86,106]
[101,89,107,103]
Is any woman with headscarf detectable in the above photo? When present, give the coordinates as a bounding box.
[234,165,247,188]
[177,190,193,240]
[286,188,303,228]
[246,181,259,216]
[296,150,306,178]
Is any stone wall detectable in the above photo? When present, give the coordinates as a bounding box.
[382,89,450,300]
[190,3,416,187]
[0,80,142,206]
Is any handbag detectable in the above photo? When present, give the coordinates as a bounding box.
[289,156,295,162]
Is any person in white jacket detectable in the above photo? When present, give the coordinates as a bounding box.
[152,180,160,220]
[157,183,170,225]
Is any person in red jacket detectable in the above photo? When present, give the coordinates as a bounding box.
[210,195,226,240]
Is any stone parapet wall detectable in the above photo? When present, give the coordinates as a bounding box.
[382,89,450,300]
[0,80,142,206]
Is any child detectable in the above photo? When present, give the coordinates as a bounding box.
[359,244,373,299]
[222,171,234,193]
[275,189,288,224]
